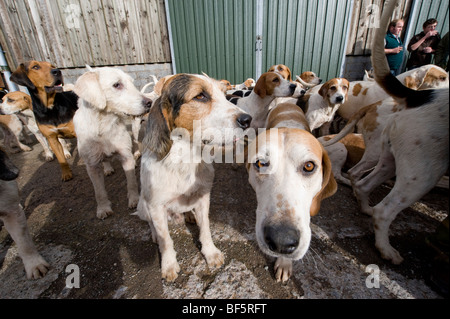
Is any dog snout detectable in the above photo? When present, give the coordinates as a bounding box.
[264,223,300,255]
[51,68,62,77]
[289,83,297,95]
[142,97,152,111]
[335,95,344,103]
[236,113,252,130]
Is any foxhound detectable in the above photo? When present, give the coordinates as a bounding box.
[1,91,71,161]
[73,66,152,219]
[10,61,78,181]
[136,73,252,281]
[228,72,297,129]
[350,0,449,264]
[0,147,49,279]
[247,102,337,282]
[338,64,448,121]
[298,78,350,135]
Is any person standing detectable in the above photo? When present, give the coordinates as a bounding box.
[435,31,449,71]
[406,18,441,70]
[384,19,405,75]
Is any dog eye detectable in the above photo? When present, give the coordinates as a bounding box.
[254,159,270,171]
[273,77,280,83]
[113,82,123,89]
[7,98,14,103]
[440,76,446,81]
[193,92,208,102]
[301,161,315,174]
[330,86,337,91]
[32,65,40,70]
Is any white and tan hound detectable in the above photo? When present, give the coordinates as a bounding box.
[136,73,252,281]
[246,103,337,282]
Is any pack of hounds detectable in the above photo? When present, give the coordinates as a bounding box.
[1,0,448,284]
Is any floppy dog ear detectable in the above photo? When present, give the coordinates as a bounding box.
[10,63,35,90]
[310,146,337,216]
[318,82,329,98]
[74,71,107,109]
[254,74,267,98]
[142,97,173,161]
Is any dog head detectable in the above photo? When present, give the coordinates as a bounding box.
[219,79,233,91]
[10,61,64,94]
[404,65,449,90]
[246,128,337,260]
[243,78,256,88]
[74,66,152,117]
[254,72,297,99]
[0,147,19,181]
[0,91,32,114]
[318,78,349,106]
[268,64,292,82]
[298,71,322,86]
[143,73,252,160]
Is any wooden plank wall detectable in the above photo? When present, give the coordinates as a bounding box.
[346,0,412,56]
[0,0,171,70]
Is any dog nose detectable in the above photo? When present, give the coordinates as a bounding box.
[51,68,62,77]
[300,89,306,96]
[142,97,152,111]
[289,83,297,94]
[264,223,300,254]
[236,113,252,130]
[335,95,344,103]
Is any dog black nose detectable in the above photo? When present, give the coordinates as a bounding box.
[51,68,62,77]
[142,97,152,111]
[300,89,306,96]
[236,113,252,130]
[336,95,344,103]
[264,223,300,254]
[289,83,297,94]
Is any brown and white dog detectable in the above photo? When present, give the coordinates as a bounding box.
[0,147,49,279]
[298,78,350,135]
[349,0,449,264]
[73,66,152,219]
[246,102,337,282]
[337,64,449,121]
[0,91,71,160]
[136,73,252,281]
[318,133,365,186]
[227,72,297,129]
[10,61,78,181]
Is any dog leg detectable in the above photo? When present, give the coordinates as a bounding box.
[192,193,224,269]
[119,152,139,209]
[352,147,396,216]
[1,181,49,279]
[85,163,113,219]
[58,138,72,159]
[150,205,180,281]
[274,256,293,282]
[46,135,73,181]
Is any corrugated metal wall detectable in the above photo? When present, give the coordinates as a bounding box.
[167,0,352,83]
[167,0,256,83]
[262,0,352,81]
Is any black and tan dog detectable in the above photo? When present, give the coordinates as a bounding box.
[10,61,78,181]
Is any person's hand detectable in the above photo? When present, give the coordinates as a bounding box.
[393,46,403,54]
[423,46,433,53]
[425,30,438,38]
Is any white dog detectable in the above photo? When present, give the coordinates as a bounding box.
[73,67,152,219]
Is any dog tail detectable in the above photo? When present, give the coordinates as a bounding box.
[141,75,158,94]
[320,104,373,147]
[295,76,318,89]
[372,0,434,108]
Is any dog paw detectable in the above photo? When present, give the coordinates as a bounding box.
[128,194,139,209]
[274,257,292,282]
[378,245,404,265]
[61,172,73,181]
[20,145,32,152]
[97,207,113,219]
[204,247,224,269]
[161,259,180,282]
[24,255,50,280]
[64,152,72,159]
[44,154,54,162]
